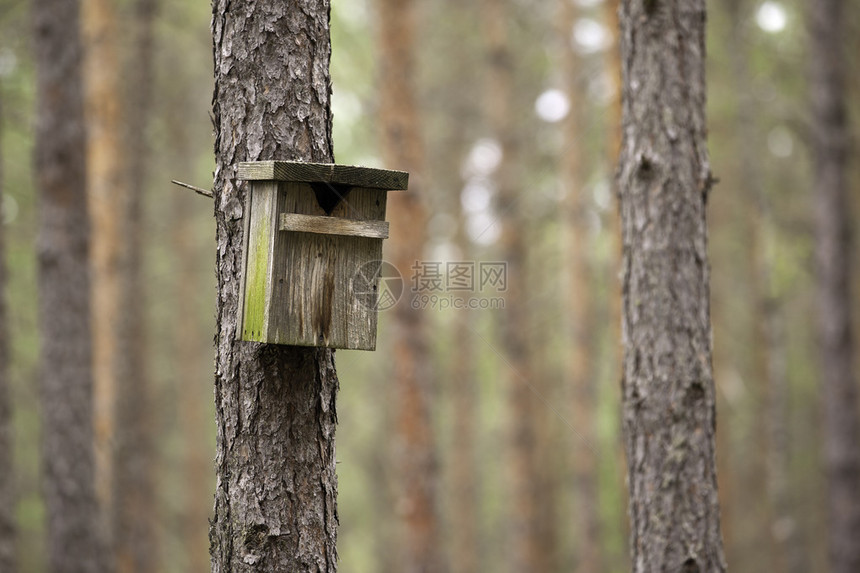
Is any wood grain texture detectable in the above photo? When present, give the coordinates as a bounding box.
[237,160,409,190]
[280,213,390,239]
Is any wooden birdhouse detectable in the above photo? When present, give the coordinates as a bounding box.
[235,160,408,351]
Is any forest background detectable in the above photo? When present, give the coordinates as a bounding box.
[0,0,858,571]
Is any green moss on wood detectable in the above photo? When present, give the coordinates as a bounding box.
[242,215,270,340]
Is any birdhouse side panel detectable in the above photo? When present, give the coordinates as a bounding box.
[239,181,279,342]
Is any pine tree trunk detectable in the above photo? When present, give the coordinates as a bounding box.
[809,1,860,572]
[114,0,158,569]
[82,0,128,540]
[481,0,544,571]
[0,83,15,573]
[34,0,106,570]
[210,2,339,571]
[376,0,444,571]
[617,0,726,571]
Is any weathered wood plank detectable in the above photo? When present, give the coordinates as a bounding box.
[279,213,390,239]
[236,160,409,191]
[239,181,278,342]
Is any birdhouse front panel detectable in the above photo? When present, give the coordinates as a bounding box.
[236,161,407,351]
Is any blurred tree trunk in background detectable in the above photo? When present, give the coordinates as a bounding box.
[210,1,339,571]
[723,0,800,570]
[449,121,479,573]
[377,0,444,571]
[169,108,211,572]
[447,116,479,573]
[724,0,773,563]
[113,0,158,569]
[482,0,546,571]
[559,1,601,571]
[602,2,630,567]
[34,0,106,569]
[449,223,478,573]
[82,1,127,547]
[0,82,15,573]
[809,1,860,572]
[617,0,726,571]
[157,7,213,567]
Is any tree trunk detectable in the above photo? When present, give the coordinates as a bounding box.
[210,2,339,571]
[0,82,15,573]
[114,0,158,569]
[559,1,602,571]
[34,0,106,570]
[376,1,444,572]
[481,0,545,571]
[617,0,726,571]
[81,0,128,541]
[809,1,860,572]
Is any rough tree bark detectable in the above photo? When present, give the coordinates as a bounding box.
[210,2,338,571]
[481,0,545,571]
[617,0,727,571]
[34,0,106,571]
[809,1,860,572]
[114,0,158,569]
[376,0,444,572]
[559,1,602,571]
[0,82,15,573]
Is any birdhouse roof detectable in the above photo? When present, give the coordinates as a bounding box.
[236,161,408,191]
